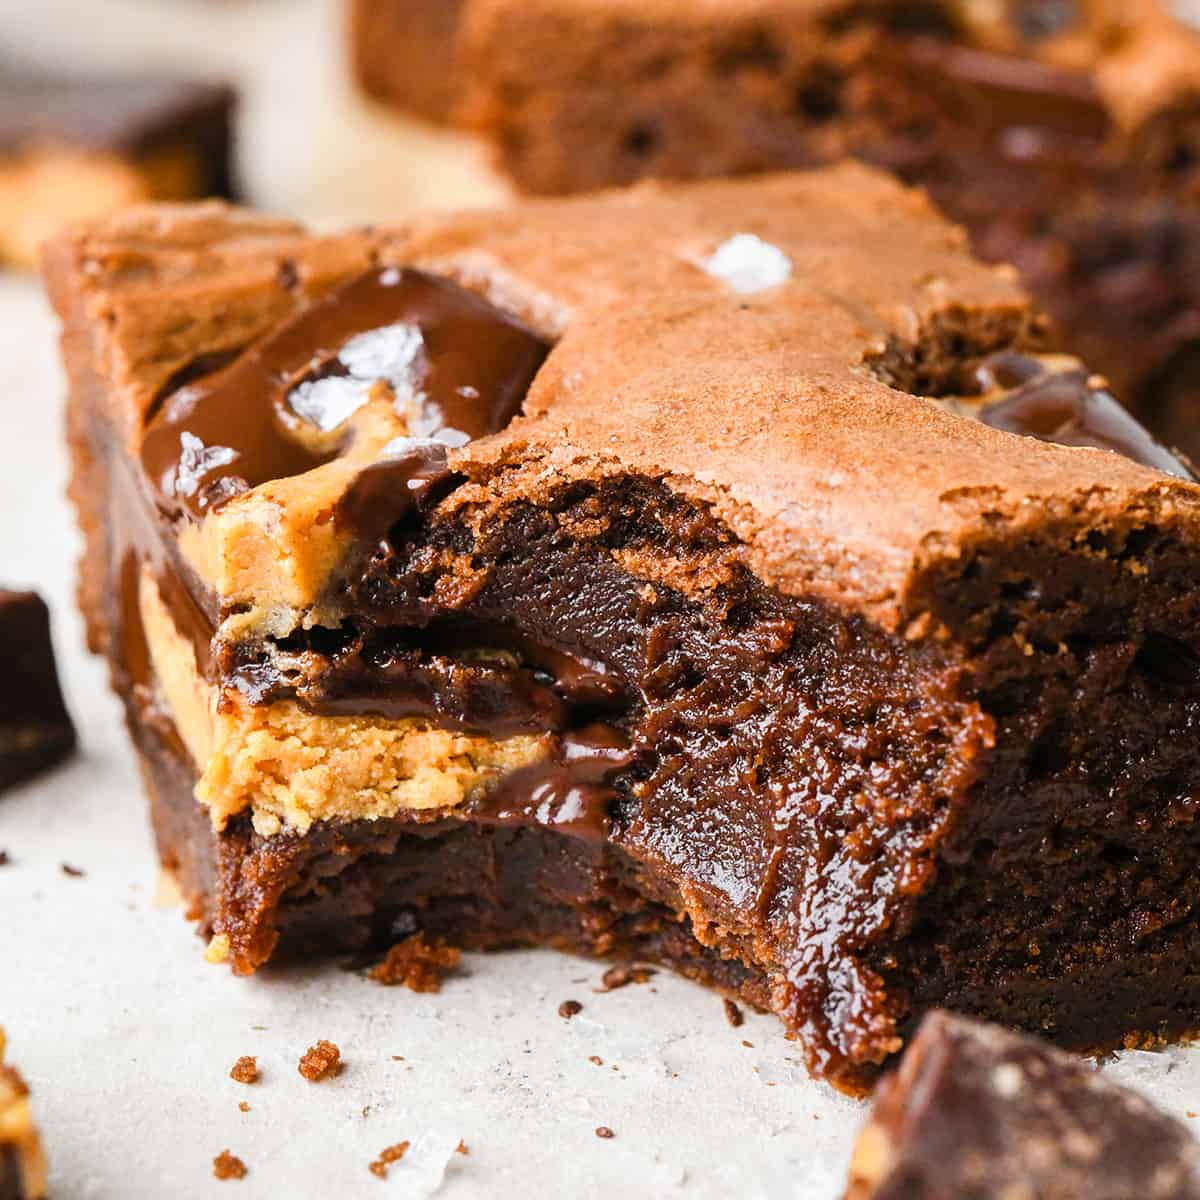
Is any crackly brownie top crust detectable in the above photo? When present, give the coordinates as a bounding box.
[45,164,1200,635]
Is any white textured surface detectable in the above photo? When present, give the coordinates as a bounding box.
[1,0,1200,1196]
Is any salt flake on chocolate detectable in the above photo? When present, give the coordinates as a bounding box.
[701,234,792,295]
[173,431,238,497]
[289,323,427,432]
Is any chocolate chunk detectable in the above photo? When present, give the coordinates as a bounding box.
[141,267,548,522]
[0,591,75,792]
[975,353,1197,479]
[845,1011,1200,1199]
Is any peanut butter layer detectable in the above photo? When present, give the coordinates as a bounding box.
[140,566,550,833]
[43,167,1200,641]
[0,1032,47,1200]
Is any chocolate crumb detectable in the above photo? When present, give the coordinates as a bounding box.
[238,1102,250,1113]
[0,851,9,866]
[599,964,654,991]
[1190,1111,1198,1119]
[391,1055,405,1061]
[298,1040,341,1082]
[368,1141,410,1179]
[741,1040,754,1049]
[723,999,745,1028]
[213,1150,247,1180]
[456,1140,470,1155]
[595,1126,615,1140]
[61,863,84,878]
[229,1056,258,1085]
[367,933,461,992]
[559,999,583,1019]
[589,1055,604,1066]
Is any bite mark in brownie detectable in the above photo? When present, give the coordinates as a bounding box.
[0,71,234,268]
[45,168,1200,1093]
[0,592,75,792]
[845,1011,1200,1199]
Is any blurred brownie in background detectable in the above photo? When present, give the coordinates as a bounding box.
[0,591,75,792]
[0,70,235,268]
[349,0,466,124]
[348,0,1200,458]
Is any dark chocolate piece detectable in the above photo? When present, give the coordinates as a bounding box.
[0,591,75,792]
[972,352,1197,479]
[845,1011,1200,1200]
[0,70,234,161]
[141,267,549,522]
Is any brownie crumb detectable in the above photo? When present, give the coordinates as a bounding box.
[298,1040,341,1082]
[229,1056,258,1085]
[599,964,654,991]
[559,999,583,1019]
[367,933,461,992]
[213,1150,247,1180]
[238,1102,250,1113]
[0,850,9,866]
[456,1140,470,1156]
[595,1126,615,1139]
[368,1140,410,1179]
[723,999,745,1028]
[588,1055,604,1067]
[61,863,84,878]
[741,1040,754,1049]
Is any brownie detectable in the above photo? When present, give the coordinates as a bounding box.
[0,592,75,792]
[350,0,1200,459]
[0,69,235,268]
[43,167,1200,1093]
[845,1011,1200,1199]
[348,0,467,124]
[0,1033,46,1200]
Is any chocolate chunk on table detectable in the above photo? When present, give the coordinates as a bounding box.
[0,69,234,268]
[44,165,1200,1094]
[0,592,75,792]
[348,0,1200,459]
[845,1011,1200,1200]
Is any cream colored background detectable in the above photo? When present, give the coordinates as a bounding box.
[0,1,1198,1196]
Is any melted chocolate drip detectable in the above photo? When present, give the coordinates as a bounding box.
[472,724,635,843]
[141,267,549,521]
[974,352,1197,480]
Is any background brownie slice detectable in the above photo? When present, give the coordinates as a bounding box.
[44,168,1200,1092]
[845,1011,1200,1199]
[0,592,75,792]
[351,0,1200,458]
[0,68,235,268]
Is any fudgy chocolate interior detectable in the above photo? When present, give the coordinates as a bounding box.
[81,257,1200,1093]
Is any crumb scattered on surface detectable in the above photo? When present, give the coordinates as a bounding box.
[229,1056,258,1085]
[213,1151,247,1180]
[456,1140,469,1156]
[723,999,744,1028]
[559,999,582,1019]
[298,1040,341,1082]
[741,1040,754,1049]
[588,1055,603,1067]
[391,1055,404,1061]
[595,1126,615,1140]
[368,1141,410,1179]
[0,850,9,866]
[206,934,232,964]
[599,964,654,991]
[61,863,84,878]
[368,934,461,992]
[1190,1111,1197,1119]
[238,1102,250,1113]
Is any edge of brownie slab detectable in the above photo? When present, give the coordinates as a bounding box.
[46,185,1200,1090]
